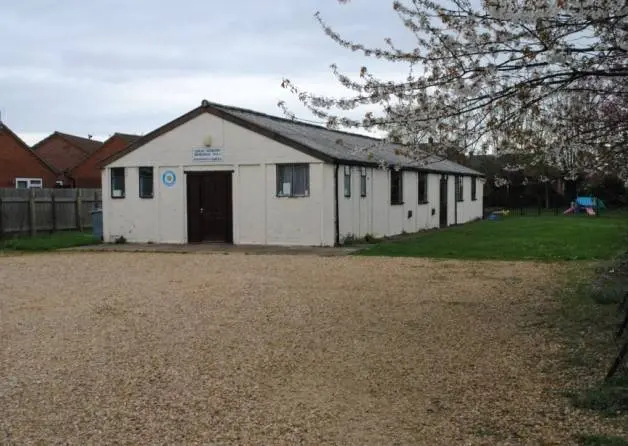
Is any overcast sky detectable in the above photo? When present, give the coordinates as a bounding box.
[1,1,413,145]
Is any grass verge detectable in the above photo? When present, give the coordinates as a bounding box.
[357,212,628,261]
[0,231,101,252]
[554,248,628,443]
[577,434,628,446]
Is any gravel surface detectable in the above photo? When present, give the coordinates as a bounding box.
[0,253,625,445]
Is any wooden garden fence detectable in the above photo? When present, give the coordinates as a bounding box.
[0,188,102,237]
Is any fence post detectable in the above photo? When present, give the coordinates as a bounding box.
[51,189,57,232]
[28,188,36,236]
[75,188,83,232]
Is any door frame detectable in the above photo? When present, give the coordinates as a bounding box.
[185,170,234,244]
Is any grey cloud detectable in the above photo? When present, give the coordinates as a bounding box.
[1,0,414,139]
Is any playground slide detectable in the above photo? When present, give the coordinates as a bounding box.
[563,206,575,215]
[585,207,596,216]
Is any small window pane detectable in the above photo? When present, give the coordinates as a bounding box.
[360,168,367,197]
[456,176,464,202]
[391,169,403,205]
[294,165,309,196]
[277,165,291,196]
[139,167,153,198]
[418,173,428,204]
[344,167,351,198]
[16,180,28,189]
[111,168,125,198]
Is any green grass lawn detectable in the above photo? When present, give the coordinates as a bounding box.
[0,231,101,252]
[358,212,628,261]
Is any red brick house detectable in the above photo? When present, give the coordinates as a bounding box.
[32,132,103,186]
[70,133,140,188]
[0,122,57,188]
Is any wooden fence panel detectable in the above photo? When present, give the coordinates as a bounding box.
[0,188,102,237]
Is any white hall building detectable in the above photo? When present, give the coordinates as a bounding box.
[102,100,484,246]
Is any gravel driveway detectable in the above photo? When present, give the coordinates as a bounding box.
[0,253,622,444]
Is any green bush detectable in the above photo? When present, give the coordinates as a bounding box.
[573,376,628,417]
[577,434,628,446]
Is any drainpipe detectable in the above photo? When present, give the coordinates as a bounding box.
[334,163,340,246]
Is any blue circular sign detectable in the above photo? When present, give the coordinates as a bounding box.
[162,170,176,187]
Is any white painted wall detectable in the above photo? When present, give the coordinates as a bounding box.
[442,175,485,226]
[453,176,484,224]
[336,168,484,241]
[102,112,335,246]
[337,167,460,241]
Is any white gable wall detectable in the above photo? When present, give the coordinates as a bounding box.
[103,112,335,246]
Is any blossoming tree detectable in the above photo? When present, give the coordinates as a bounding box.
[281,0,627,179]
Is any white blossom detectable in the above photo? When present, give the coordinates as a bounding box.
[280,0,628,178]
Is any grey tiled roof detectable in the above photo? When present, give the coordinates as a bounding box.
[213,103,483,176]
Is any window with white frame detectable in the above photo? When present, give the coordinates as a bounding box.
[138,167,154,198]
[110,167,125,198]
[276,164,309,197]
[15,178,43,189]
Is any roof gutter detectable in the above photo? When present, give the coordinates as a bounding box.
[334,163,340,247]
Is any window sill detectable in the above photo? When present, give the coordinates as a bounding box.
[140,195,154,199]
[391,202,404,206]
[277,195,310,198]
[418,201,429,205]
[111,196,126,199]
[456,199,464,203]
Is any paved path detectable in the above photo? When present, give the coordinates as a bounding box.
[67,242,359,256]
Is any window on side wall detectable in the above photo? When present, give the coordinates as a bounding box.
[276,164,309,197]
[455,176,464,202]
[139,167,154,198]
[360,167,367,197]
[390,169,403,205]
[111,167,125,198]
[471,177,477,201]
[343,166,351,197]
[15,178,43,189]
[418,172,428,204]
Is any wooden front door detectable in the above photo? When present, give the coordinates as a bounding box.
[439,175,448,228]
[186,172,233,243]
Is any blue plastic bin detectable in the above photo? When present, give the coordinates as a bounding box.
[91,209,103,240]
